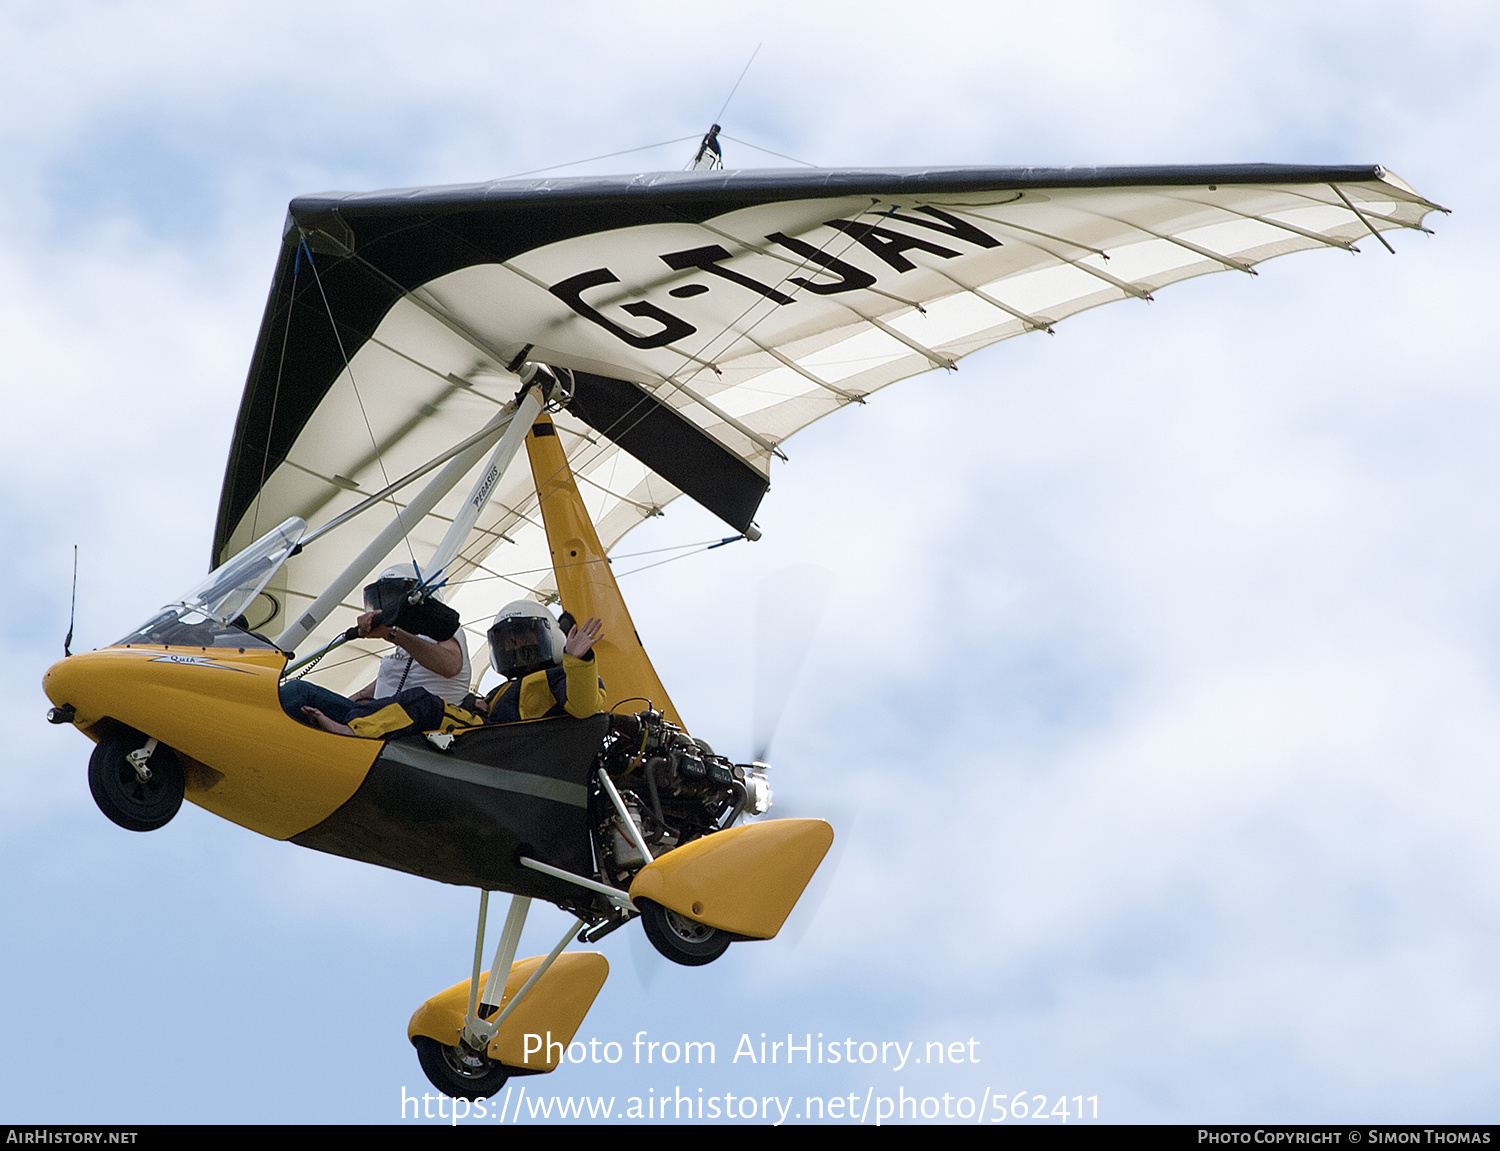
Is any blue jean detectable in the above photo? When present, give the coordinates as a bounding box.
[279,679,360,723]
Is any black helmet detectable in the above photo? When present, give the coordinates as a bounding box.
[362,563,423,623]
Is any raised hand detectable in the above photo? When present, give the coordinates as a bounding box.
[564,615,605,658]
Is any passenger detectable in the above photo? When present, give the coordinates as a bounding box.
[301,602,603,738]
[280,563,471,725]
[483,601,605,723]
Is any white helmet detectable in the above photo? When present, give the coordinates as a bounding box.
[488,600,564,677]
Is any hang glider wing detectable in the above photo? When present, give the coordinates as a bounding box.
[213,163,1442,691]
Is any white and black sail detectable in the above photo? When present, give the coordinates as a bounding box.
[214,163,1442,690]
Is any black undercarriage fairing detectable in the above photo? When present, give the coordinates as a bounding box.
[292,715,610,906]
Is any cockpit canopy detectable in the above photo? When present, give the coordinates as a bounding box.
[116,517,305,650]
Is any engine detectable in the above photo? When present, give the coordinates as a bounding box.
[591,710,771,887]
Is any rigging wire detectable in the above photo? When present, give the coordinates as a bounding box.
[719,133,816,167]
[302,241,420,570]
[291,531,745,685]
[612,536,744,561]
[684,46,761,171]
[496,137,699,182]
[441,534,745,590]
[249,241,302,544]
[496,87,845,470]
[611,538,743,580]
[714,44,761,125]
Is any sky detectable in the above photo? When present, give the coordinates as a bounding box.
[2,0,1498,1126]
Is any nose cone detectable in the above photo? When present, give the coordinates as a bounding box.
[42,650,115,727]
[42,655,80,707]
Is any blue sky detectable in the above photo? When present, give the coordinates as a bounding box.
[3,0,1498,1125]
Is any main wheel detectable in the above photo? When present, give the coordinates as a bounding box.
[88,734,184,832]
[413,1036,511,1099]
[638,898,731,967]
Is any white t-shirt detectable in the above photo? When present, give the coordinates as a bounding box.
[373,629,472,703]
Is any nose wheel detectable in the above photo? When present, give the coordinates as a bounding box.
[637,899,731,966]
[412,1036,512,1099]
[88,733,184,832]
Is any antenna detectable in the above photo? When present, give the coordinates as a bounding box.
[64,545,77,657]
[688,44,761,171]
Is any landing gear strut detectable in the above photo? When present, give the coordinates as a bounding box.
[412,891,587,1099]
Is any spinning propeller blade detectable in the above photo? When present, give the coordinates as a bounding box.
[751,565,835,763]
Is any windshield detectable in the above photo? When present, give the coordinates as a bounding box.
[115,517,306,649]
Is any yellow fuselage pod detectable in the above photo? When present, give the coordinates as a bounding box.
[525,413,684,728]
[42,646,378,840]
[629,819,835,939]
[408,953,610,1071]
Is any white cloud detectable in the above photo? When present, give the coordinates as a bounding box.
[4,0,1498,1123]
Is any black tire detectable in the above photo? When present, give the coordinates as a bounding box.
[413,1036,511,1100]
[87,734,184,832]
[638,898,731,967]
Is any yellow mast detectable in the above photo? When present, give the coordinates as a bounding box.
[525,412,684,729]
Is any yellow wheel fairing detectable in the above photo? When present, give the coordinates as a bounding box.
[42,646,379,840]
[408,952,610,1072]
[628,818,835,940]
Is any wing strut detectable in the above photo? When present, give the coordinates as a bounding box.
[425,370,552,585]
[299,417,524,549]
[274,401,520,651]
[276,365,565,651]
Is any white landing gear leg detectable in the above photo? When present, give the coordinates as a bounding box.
[464,892,528,1049]
[411,889,603,1099]
[461,891,585,1051]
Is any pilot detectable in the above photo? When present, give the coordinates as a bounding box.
[300,601,603,738]
[279,563,471,725]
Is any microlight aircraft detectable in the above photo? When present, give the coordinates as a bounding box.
[42,131,1443,1098]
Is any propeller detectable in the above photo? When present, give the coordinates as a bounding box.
[745,565,853,950]
[750,564,835,764]
[633,564,840,962]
